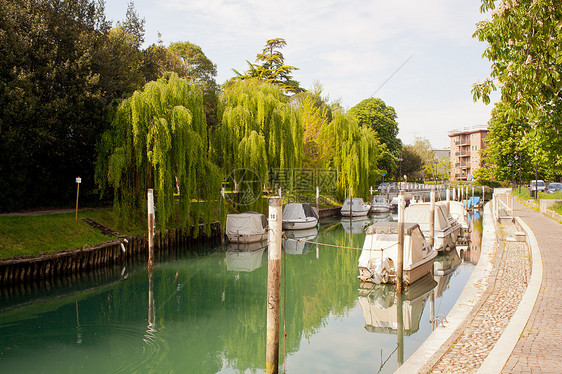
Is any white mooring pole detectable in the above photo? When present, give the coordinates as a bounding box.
[266,197,282,374]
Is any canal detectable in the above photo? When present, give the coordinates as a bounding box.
[0,212,483,373]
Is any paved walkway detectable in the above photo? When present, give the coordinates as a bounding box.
[429,212,531,373]
[502,201,562,373]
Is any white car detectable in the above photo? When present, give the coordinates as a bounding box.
[529,180,546,192]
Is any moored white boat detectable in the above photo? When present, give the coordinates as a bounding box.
[370,195,391,213]
[357,222,437,285]
[404,203,458,252]
[225,212,268,243]
[341,198,371,217]
[444,201,470,244]
[282,203,319,230]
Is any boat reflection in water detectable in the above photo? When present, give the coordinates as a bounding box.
[226,241,267,272]
[370,212,393,223]
[433,250,462,298]
[282,227,318,255]
[340,216,372,234]
[457,211,483,265]
[358,274,437,368]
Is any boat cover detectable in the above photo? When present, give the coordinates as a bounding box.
[360,223,430,270]
[444,201,468,227]
[282,203,319,221]
[342,198,369,211]
[403,204,449,232]
[226,212,267,237]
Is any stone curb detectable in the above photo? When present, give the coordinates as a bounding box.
[396,202,497,373]
[476,215,543,373]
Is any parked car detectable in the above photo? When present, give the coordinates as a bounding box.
[529,180,546,192]
[547,182,562,194]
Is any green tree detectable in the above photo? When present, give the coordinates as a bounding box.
[116,1,145,48]
[168,41,220,127]
[472,0,562,180]
[291,83,333,169]
[349,98,401,176]
[0,0,114,211]
[96,73,221,230]
[400,145,424,180]
[234,38,303,94]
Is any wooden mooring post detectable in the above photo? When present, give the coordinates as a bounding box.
[430,187,435,248]
[446,187,450,215]
[148,189,155,272]
[266,197,282,374]
[396,191,405,294]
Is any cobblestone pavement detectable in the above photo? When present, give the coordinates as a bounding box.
[502,202,562,374]
[428,217,531,373]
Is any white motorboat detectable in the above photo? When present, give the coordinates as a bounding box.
[341,198,371,217]
[225,212,268,243]
[357,222,437,285]
[443,201,469,244]
[370,195,391,213]
[282,203,319,230]
[404,203,459,252]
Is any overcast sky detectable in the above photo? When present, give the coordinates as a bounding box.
[104,0,498,149]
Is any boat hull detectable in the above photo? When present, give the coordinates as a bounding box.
[341,209,370,217]
[282,218,318,230]
[227,233,268,244]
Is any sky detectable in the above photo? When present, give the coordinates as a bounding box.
[103,0,498,149]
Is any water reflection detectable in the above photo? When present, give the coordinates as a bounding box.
[341,216,372,234]
[357,274,437,370]
[282,227,318,255]
[226,241,267,272]
[358,274,437,336]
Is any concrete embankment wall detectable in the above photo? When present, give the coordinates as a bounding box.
[0,222,222,287]
[318,207,341,219]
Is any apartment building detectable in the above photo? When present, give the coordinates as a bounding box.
[448,125,489,181]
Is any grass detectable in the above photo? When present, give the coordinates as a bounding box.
[551,203,562,215]
[0,210,115,260]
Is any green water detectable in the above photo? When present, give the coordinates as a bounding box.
[0,214,482,373]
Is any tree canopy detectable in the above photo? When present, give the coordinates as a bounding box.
[234,38,303,94]
[472,0,562,182]
[349,98,401,175]
[96,73,221,230]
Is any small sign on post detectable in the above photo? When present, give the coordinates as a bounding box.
[75,177,81,221]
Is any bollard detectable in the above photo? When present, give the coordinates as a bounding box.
[266,197,282,374]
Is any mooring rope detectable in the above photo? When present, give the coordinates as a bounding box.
[289,237,397,252]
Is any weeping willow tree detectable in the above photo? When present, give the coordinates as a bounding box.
[212,79,303,201]
[321,110,384,199]
[96,73,222,231]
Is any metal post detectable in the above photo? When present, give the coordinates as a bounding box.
[472,185,475,211]
[369,186,373,208]
[75,177,81,221]
[397,191,405,294]
[430,187,435,249]
[266,197,282,374]
[452,186,456,201]
[147,189,155,272]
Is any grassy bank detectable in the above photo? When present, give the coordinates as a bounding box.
[0,210,115,260]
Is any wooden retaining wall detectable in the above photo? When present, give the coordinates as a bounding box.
[318,207,341,219]
[0,222,222,287]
